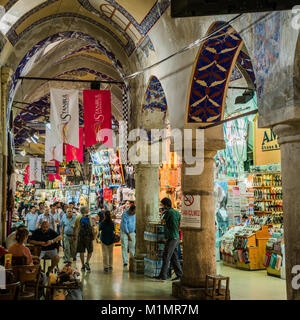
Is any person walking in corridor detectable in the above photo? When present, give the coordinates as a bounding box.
[155,198,183,281]
[120,204,136,268]
[73,206,96,272]
[99,211,115,272]
[60,208,76,263]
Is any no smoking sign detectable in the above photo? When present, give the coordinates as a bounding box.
[184,195,194,207]
[182,194,201,228]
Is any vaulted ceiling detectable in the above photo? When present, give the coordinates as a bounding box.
[0,0,170,160]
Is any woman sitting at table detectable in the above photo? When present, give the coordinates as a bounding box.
[8,227,34,265]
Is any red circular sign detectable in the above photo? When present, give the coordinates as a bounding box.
[184,195,194,207]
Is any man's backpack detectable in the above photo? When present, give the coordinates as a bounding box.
[79,216,93,238]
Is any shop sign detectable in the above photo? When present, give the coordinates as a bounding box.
[261,129,280,151]
[45,166,58,174]
[59,168,74,176]
[254,117,281,166]
[181,194,201,228]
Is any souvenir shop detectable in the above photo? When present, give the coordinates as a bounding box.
[159,152,181,210]
[89,148,135,240]
[214,104,285,279]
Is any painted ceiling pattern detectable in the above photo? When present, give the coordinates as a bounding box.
[8,30,124,113]
[188,22,244,123]
[143,76,167,114]
[0,0,166,56]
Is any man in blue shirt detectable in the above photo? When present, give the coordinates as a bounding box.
[25,206,38,233]
[60,208,76,263]
[120,205,136,267]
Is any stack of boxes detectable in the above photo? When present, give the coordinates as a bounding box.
[144,223,165,278]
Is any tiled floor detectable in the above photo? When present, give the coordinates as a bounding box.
[56,243,287,300]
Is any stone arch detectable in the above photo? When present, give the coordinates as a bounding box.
[6,29,129,122]
[186,21,256,125]
[141,75,168,130]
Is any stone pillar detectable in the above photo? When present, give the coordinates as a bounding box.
[273,121,300,300]
[173,129,225,299]
[0,67,13,243]
[130,164,160,273]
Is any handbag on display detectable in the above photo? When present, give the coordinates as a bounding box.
[275,255,282,270]
[263,253,271,267]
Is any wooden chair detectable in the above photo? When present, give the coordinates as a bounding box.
[13,265,41,300]
[12,256,27,266]
[205,274,230,300]
[0,281,21,300]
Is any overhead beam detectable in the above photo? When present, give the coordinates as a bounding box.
[18,76,124,85]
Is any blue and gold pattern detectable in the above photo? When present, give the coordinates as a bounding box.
[143,76,167,114]
[188,22,243,123]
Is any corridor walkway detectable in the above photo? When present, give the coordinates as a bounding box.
[57,243,286,300]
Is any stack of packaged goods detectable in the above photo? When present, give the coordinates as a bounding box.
[264,228,284,278]
[144,223,165,278]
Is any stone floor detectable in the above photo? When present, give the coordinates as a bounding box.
[55,242,287,300]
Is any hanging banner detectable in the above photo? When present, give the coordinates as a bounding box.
[45,127,63,162]
[66,127,84,163]
[50,88,79,148]
[181,194,201,228]
[24,165,30,185]
[83,90,112,148]
[29,158,42,182]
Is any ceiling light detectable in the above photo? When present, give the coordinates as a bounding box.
[33,133,39,140]
[30,136,37,144]
[20,150,26,157]
[26,138,31,143]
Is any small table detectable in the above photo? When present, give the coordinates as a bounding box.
[43,281,82,300]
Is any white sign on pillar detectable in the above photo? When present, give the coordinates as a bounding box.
[181,194,201,228]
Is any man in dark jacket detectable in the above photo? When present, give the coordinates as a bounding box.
[155,198,183,281]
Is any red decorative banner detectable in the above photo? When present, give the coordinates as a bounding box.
[83,90,112,148]
[24,165,29,185]
[66,127,83,163]
[49,160,61,182]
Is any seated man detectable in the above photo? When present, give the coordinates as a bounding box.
[29,221,62,275]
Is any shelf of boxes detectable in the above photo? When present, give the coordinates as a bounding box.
[144,223,165,278]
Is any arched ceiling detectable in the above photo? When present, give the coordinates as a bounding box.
[0,0,169,159]
[0,0,169,57]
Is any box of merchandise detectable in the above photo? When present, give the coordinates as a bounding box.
[145,223,164,234]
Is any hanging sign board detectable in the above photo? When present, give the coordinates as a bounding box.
[254,117,281,166]
[181,194,201,228]
[59,168,74,176]
[29,158,42,182]
[45,166,58,174]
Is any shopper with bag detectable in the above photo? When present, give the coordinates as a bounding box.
[98,211,115,272]
[73,206,96,272]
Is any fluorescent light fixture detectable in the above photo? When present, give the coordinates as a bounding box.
[20,150,26,157]
[30,136,37,144]
[33,133,39,140]
[26,138,31,143]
